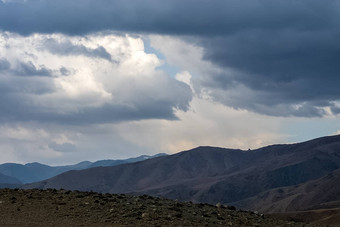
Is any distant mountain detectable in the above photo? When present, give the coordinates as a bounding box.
[0,172,21,184]
[0,172,22,188]
[24,134,340,214]
[0,153,167,184]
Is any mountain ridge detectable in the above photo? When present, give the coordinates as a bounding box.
[24,134,340,214]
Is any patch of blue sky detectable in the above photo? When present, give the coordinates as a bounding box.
[143,37,180,78]
[282,117,340,144]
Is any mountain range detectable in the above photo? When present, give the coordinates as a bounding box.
[24,134,340,216]
[0,153,166,185]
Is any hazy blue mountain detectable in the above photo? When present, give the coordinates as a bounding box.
[24,135,340,212]
[0,172,22,189]
[0,153,167,184]
[0,162,92,184]
[0,172,21,184]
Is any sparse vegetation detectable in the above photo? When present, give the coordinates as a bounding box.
[0,188,312,226]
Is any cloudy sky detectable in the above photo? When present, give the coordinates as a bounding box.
[0,0,340,165]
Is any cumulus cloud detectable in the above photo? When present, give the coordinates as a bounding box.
[1,0,340,117]
[0,32,192,124]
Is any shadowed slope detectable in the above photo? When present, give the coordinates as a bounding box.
[234,168,340,213]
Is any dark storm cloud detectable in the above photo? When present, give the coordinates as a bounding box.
[199,27,340,116]
[1,0,340,117]
[43,38,112,61]
[0,0,337,36]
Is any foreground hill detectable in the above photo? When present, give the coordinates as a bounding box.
[0,153,166,184]
[0,188,312,226]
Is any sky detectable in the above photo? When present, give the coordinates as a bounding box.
[0,0,340,165]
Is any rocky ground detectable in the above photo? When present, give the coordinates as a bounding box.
[0,188,318,226]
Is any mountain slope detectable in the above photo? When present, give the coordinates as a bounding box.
[24,135,340,211]
[233,168,340,213]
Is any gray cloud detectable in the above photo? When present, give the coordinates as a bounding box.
[43,38,112,61]
[198,27,340,117]
[59,67,72,76]
[2,60,72,78]
[0,91,192,125]
[0,61,192,125]
[1,0,340,117]
[0,58,10,70]
[0,77,192,125]
[16,61,52,77]
[331,105,340,115]
[0,71,56,94]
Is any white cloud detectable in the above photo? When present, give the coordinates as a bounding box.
[175,71,193,91]
[0,31,194,164]
[0,31,192,123]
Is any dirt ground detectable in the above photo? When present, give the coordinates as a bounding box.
[0,188,315,226]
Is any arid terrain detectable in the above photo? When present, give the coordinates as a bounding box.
[0,188,315,227]
[24,135,340,213]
